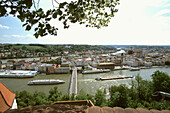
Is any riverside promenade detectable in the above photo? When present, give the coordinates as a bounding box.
[68,67,77,96]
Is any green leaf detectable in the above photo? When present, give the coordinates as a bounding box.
[34,28,38,31]
[25,0,33,9]
[10,10,17,14]
[26,25,31,31]
[46,10,51,16]
[45,18,51,21]
[46,24,51,29]
[34,33,39,38]
[58,9,63,15]
[59,2,67,8]
[22,23,28,27]
[52,12,58,19]
[0,7,7,17]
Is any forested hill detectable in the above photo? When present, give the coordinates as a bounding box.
[0,44,116,59]
[0,44,116,52]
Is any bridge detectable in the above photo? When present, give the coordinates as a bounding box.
[68,63,77,95]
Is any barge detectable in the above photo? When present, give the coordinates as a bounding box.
[95,75,134,81]
[28,79,65,85]
[0,70,37,78]
[82,69,110,74]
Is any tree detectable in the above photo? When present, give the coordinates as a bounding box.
[95,89,106,106]
[151,70,170,93]
[108,84,130,108]
[129,74,153,104]
[15,90,34,108]
[165,61,170,65]
[32,91,48,105]
[127,50,134,55]
[0,0,120,38]
[48,86,62,103]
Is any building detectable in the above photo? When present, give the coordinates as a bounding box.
[0,82,17,112]
[97,63,115,70]
[54,67,71,74]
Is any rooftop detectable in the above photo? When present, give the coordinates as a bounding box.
[0,82,15,113]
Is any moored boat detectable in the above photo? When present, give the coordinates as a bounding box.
[0,70,37,78]
[28,79,65,85]
[82,69,110,74]
[128,67,140,71]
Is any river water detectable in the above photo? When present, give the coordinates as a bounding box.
[0,67,170,95]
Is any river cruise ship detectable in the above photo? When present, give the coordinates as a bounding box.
[28,79,65,85]
[0,70,37,78]
[129,67,140,71]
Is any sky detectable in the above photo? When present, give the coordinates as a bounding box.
[0,0,170,45]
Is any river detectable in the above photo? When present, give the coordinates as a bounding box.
[0,67,170,95]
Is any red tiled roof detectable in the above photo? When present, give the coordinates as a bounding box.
[0,82,15,113]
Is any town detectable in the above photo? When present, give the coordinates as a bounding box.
[0,44,170,73]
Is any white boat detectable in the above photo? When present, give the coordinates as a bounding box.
[129,67,140,71]
[28,79,65,85]
[0,70,37,78]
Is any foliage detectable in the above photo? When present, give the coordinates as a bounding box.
[0,0,120,38]
[15,90,48,108]
[95,89,106,106]
[45,59,62,65]
[15,91,33,108]
[15,71,170,110]
[76,89,89,100]
[48,86,62,103]
[32,91,49,105]
[127,50,134,54]
[108,84,130,108]
[151,70,170,93]
[0,44,116,59]
[165,61,170,65]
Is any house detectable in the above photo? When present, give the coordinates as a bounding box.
[97,63,115,70]
[126,61,139,67]
[54,67,71,74]
[0,63,6,69]
[0,82,17,113]
[144,61,152,67]
[6,60,16,69]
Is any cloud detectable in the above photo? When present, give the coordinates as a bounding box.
[26,34,34,38]
[155,9,170,17]
[11,35,25,38]
[164,3,170,8]
[144,0,168,7]
[0,24,9,29]
[2,34,34,38]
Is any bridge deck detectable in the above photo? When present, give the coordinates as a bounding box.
[68,68,77,95]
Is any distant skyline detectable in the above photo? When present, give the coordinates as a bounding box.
[0,0,170,45]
